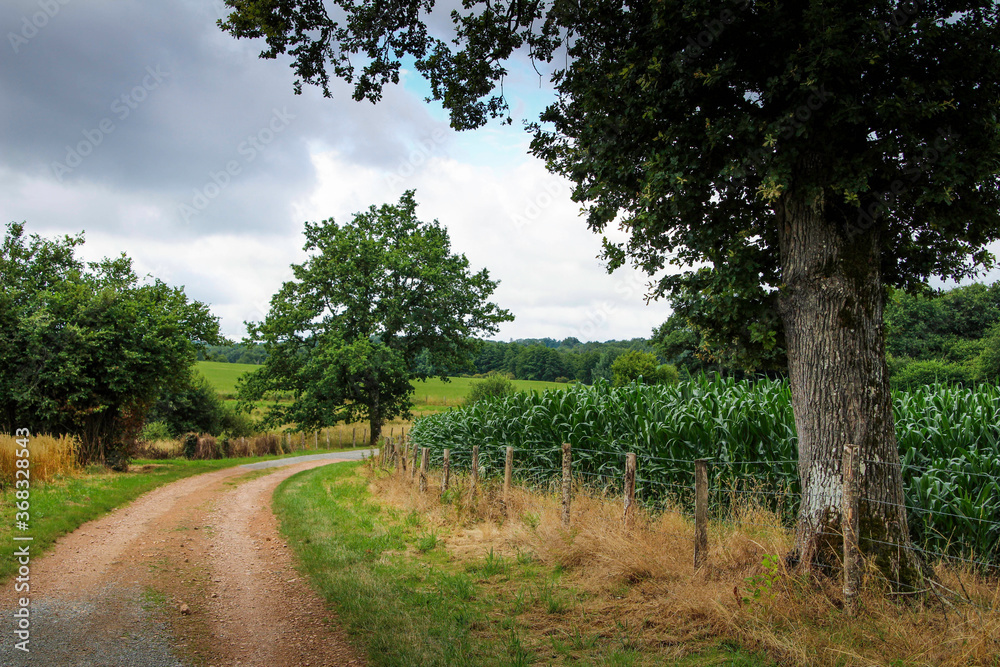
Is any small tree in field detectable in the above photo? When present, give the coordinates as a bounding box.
[237,191,513,446]
[465,372,517,406]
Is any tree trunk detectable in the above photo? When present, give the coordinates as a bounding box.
[776,190,925,586]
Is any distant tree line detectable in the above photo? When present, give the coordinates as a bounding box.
[202,279,1000,391]
[469,337,659,384]
[651,280,1000,389]
[197,343,268,365]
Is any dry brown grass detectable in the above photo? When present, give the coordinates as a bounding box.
[365,461,1000,666]
[133,438,185,459]
[1,433,81,485]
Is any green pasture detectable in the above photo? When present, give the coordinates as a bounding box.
[195,361,570,407]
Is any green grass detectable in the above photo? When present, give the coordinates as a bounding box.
[195,360,571,407]
[274,462,775,666]
[196,360,254,395]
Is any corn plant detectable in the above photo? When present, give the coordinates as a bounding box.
[410,377,1000,564]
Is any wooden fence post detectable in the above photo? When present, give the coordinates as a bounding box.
[442,448,451,494]
[314,431,318,450]
[623,452,637,527]
[411,441,419,480]
[326,430,330,448]
[503,446,514,511]
[843,443,860,616]
[470,445,479,500]
[395,439,403,473]
[419,448,429,493]
[352,428,356,448]
[694,459,708,568]
[562,443,572,528]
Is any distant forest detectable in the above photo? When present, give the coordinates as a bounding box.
[201,280,1000,388]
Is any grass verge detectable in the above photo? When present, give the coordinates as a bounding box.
[274,462,780,666]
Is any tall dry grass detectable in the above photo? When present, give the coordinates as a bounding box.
[366,461,1000,666]
[0,433,81,486]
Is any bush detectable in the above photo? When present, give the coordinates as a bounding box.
[140,421,173,442]
[220,407,257,438]
[465,372,517,406]
[146,373,226,438]
[611,351,680,386]
[182,432,200,459]
[655,364,681,384]
[975,322,1000,383]
[889,358,976,390]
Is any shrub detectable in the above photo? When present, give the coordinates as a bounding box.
[140,421,173,442]
[889,358,975,390]
[182,432,200,459]
[465,372,517,406]
[146,373,226,437]
[220,407,257,438]
[975,322,1000,383]
[611,351,679,386]
[655,364,681,385]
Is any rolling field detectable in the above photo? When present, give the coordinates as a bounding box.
[195,360,569,407]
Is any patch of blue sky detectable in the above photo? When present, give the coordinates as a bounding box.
[396,53,558,170]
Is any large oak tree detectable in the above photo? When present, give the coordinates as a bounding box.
[237,191,513,447]
[220,1,1000,583]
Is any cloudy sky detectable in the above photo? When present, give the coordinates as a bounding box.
[1,0,664,344]
[3,1,996,345]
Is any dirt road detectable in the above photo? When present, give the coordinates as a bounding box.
[1,456,367,666]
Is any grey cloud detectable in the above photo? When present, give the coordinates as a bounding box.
[0,0,451,236]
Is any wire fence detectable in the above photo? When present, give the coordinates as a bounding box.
[374,436,1000,610]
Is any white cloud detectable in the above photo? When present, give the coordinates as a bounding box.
[296,148,668,342]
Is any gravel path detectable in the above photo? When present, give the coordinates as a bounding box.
[1,457,367,666]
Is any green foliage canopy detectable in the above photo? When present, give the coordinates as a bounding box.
[0,222,222,465]
[220,0,1000,321]
[237,191,513,443]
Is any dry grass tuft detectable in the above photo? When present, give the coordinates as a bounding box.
[133,438,184,459]
[364,458,1000,666]
[1,433,81,485]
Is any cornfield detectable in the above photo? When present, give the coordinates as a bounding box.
[409,377,1000,564]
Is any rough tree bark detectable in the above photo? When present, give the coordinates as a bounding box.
[776,181,925,586]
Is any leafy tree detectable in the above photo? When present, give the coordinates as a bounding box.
[221,1,1000,583]
[611,350,659,386]
[1,222,221,467]
[237,191,512,446]
[465,371,517,406]
[589,348,623,385]
[888,358,975,390]
[885,282,1000,360]
[148,372,225,437]
[610,349,678,386]
[975,322,1000,383]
